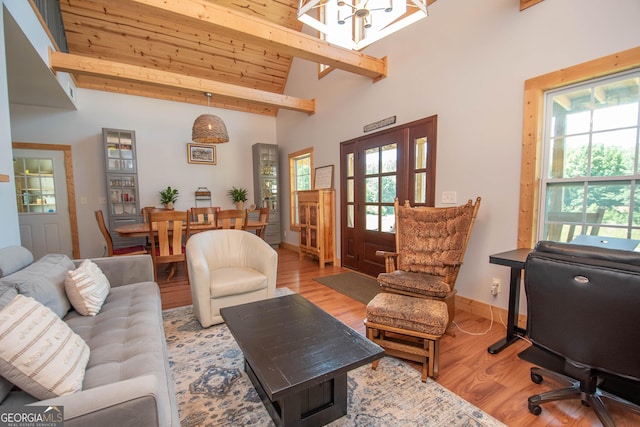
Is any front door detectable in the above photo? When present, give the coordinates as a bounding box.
[340,116,437,276]
[13,146,76,260]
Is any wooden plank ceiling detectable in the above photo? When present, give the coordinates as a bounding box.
[56,0,389,116]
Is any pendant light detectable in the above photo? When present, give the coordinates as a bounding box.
[192,92,229,143]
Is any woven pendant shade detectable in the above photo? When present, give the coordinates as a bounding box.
[192,114,229,143]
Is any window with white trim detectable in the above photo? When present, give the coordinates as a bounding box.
[539,69,640,244]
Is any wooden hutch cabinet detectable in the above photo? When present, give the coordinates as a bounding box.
[297,189,335,267]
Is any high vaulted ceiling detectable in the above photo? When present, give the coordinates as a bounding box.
[53,0,397,116]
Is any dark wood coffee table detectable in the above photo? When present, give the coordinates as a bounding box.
[220,293,384,426]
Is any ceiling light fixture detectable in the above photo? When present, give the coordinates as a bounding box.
[298,0,428,51]
[192,92,229,144]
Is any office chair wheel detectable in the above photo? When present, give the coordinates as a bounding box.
[531,372,543,384]
[528,402,542,416]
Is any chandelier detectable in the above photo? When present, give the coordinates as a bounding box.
[298,0,428,51]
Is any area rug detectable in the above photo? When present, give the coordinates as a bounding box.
[312,271,381,304]
[163,290,505,427]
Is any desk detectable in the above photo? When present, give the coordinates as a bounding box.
[114,220,267,238]
[487,248,531,354]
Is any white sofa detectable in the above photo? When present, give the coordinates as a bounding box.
[186,229,278,327]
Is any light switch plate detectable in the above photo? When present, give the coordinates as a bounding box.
[441,191,457,204]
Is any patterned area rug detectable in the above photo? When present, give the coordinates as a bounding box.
[163,290,506,427]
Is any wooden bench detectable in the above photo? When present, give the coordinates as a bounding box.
[365,293,448,381]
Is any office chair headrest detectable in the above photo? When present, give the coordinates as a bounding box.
[534,240,640,267]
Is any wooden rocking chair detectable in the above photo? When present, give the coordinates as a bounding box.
[376,197,481,324]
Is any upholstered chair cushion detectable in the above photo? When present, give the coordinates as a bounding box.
[366,293,448,336]
[377,270,451,298]
[396,203,475,276]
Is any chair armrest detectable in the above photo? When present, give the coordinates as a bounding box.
[376,250,398,273]
[185,248,212,322]
[74,255,154,287]
[34,375,174,427]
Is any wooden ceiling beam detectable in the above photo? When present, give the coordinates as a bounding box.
[111,0,388,82]
[50,51,315,114]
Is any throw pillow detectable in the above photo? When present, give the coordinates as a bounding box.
[0,294,90,399]
[65,260,111,316]
[2,254,74,318]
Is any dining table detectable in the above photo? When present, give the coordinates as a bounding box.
[114,219,268,280]
[114,220,267,238]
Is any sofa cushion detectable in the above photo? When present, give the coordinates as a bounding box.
[63,281,168,391]
[0,295,90,400]
[0,285,17,310]
[0,246,33,278]
[1,254,73,318]
[210,267,268,298]
[65,260,111,316]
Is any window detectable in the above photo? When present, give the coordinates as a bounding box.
[14,157,57,214]
[539,70,640,242]
[517,47,640,249]
[289,147,314,228]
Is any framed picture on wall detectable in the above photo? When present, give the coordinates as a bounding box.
[314,165,334,189]
[187,143,216,165]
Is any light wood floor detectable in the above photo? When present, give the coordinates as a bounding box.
[158,248,640,427]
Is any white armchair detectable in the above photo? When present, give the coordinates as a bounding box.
[186,229,278,327]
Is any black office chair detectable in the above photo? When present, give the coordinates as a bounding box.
[524,241,640,426]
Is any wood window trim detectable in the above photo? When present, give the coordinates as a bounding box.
[517,46,640,249]
[288,147,314,231]
[12,142,80,259]
[520,0,544,11]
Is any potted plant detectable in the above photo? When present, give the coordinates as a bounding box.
[159,186,179,209]
[228,186,248,210]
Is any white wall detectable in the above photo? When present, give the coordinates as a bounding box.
[276,0,640,309]
[10,89,277,258]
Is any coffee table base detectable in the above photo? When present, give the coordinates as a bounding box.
[245,360,347,427]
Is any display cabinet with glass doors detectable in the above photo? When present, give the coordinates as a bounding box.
[252,143,281,245]
[103,128,144,249]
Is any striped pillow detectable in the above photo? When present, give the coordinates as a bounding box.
[0,294,90,399]
[64,260,110,316]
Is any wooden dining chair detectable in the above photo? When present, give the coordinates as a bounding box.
[190,206,220,224]
[256,207,270,239]
[95,210,147,257]
[217,209,247,230]
[148,210,189,281]
[142,206,172,223]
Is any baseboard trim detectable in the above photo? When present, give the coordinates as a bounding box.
[279,243,521,326]
[455,295,527,329]
[278,242,341,266]
[279,241,298,252]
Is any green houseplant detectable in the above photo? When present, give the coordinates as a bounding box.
[228,186,248,210]
[159,186,179,209]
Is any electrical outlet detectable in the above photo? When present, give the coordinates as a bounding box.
[490,278,500,297]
